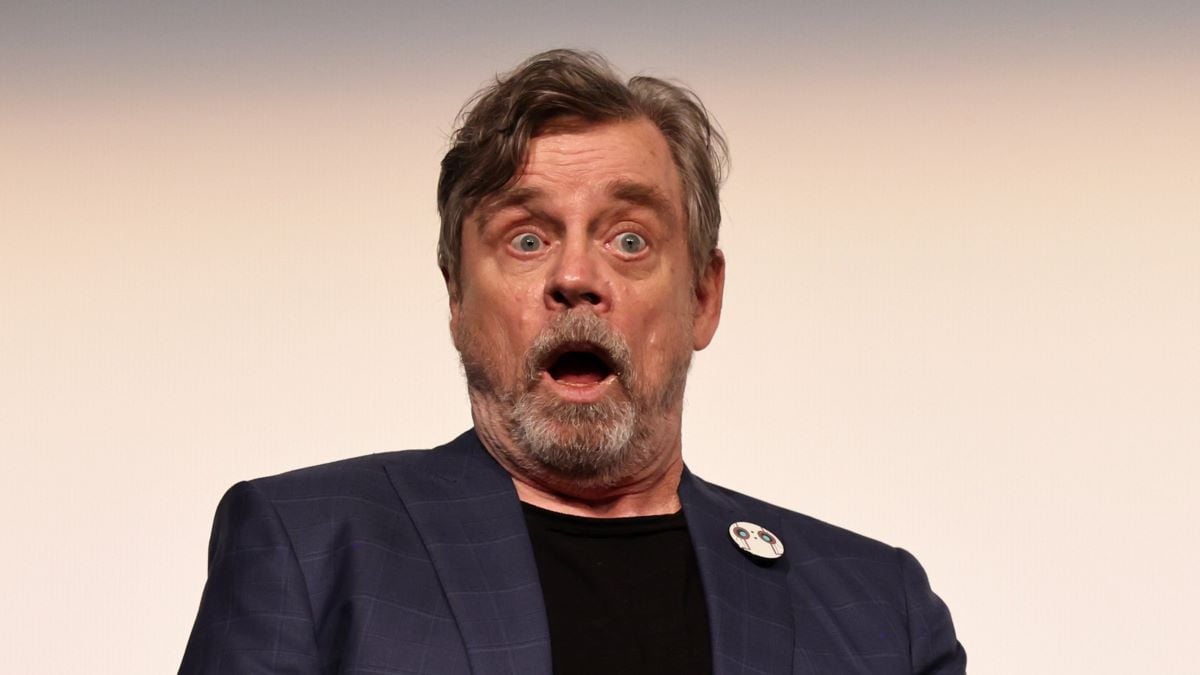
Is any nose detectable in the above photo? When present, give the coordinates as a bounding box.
[545,238,610,312]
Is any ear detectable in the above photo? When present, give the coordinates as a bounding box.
[442,264,463,345]
[691,248,725,351]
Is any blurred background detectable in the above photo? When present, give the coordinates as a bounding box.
[2,2,1197,673]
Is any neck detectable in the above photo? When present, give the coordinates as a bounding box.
[510,450,684,518]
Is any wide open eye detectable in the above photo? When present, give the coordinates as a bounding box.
[613,231,646,254]
[510,232,543,252]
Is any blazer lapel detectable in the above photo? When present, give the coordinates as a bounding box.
[681,469,795,674]
[385,430,552,675]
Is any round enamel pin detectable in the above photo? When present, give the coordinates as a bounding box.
[728,521,784,560]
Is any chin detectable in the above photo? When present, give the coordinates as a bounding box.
[506,394,645,485]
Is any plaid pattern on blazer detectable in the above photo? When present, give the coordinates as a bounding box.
[180,430,966,674]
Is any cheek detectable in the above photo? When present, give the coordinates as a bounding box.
[630,297,694,368]
[460,279,543,355]
[494,280,543,336]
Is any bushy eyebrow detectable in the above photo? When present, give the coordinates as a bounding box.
[605,179,676,223]
[473,186,545,232]
[472,179,677,232]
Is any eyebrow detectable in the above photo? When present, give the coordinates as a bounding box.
[605,179,677,223]
[471,179,678,232]
[473,186,544,232]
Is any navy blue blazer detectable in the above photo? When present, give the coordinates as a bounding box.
[181,430,966,674]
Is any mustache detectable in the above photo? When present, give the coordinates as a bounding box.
[524,311,634,386]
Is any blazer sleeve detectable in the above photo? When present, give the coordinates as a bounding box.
[897,547,967,674]
[180,481,321,674]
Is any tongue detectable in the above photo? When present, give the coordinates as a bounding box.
[549,352,609,385]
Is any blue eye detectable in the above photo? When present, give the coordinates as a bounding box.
[614,232,646,254]
[511,233,542,252]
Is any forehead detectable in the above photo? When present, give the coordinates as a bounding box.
[515,117,684,210]
[463,116,691,245]
[525,116,673,173]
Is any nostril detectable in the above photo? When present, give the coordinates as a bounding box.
[548,288,603,308]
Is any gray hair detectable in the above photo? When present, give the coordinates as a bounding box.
[436,49,728,284]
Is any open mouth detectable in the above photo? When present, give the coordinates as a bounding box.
[544,343,615,386]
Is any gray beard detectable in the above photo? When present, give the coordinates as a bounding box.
[506,380,640,484]
[457,310,690,486]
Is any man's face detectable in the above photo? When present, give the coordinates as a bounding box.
[449,117,723,485]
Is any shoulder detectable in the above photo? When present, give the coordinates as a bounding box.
[687,473,966,671]
[220,430,488,540]
[685,472,900,564]
[684,472,928,609]
[247,449,412,501]
[205,438,481,582]
[244,430,478,502]
[215,440,463,551]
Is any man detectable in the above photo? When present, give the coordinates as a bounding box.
[181,49,966,674]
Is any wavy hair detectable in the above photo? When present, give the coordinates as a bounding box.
[437,49,728,284]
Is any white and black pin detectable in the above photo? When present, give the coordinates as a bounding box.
[728,521,784,560]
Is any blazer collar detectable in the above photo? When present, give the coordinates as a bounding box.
[680,469,796,674]
[384,430,553,675]
[386,430,794,675]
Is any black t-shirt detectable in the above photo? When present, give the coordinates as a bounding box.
[521,502,713,675]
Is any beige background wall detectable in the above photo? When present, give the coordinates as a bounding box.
[2,3,1197,673]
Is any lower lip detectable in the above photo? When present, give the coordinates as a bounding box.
[539,371,618,403]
